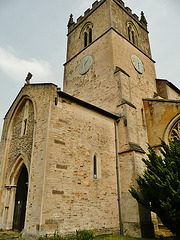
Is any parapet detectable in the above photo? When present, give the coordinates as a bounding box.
[67,0,148,34]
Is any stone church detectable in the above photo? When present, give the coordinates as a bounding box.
[0,0,180,238]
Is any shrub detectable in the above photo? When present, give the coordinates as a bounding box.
[76,230,93,240]
[129,139,180,237]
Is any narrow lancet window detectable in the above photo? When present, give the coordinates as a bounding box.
[21,100,29,137]
[84,32,88,47]
[89,28,92,44]
[93,155,97,179]
[23,119,28,135]
[132,31,135,44]
[128,26,131,41]
[127,23,138,46]
[81,22,93,49]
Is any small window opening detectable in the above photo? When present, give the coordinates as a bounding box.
[21,101,29,137]
[128,27,131,41]
[89,28,92,44]
[81,23,93,49]
[132,31,135,44]
[141,108,145,127]
[84,32,88,47]
[127,23,137,46]
[23,119,28,135]
[93,155,97,179]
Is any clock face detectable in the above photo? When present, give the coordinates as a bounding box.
[131,54,144,74]
[79,55,93,75]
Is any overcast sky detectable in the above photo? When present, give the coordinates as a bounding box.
[0,0,180,136]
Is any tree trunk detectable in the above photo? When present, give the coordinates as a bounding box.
[176,208,180,238]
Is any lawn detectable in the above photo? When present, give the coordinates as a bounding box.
[36,232,176,240]
[0,231,174,240]
[94,234,175,240]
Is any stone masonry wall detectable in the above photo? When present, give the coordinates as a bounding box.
[64,30,122,113]
[39,94,119,234]
[166,85,180,100]
[110,0,151,58]
[66,0,110,61]
[112,30,157,152]
[0,84,58,235]
[7,99,34,174]
[143,99,180,147]
[67,0,151,61]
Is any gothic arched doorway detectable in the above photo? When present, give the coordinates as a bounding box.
[12,164,28,231]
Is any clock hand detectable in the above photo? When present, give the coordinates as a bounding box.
[138,62,140,70]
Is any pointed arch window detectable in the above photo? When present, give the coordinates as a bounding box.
[127,22,138,46]
[89,28,92,44]
[81,22,93,49]
[23,119,28,136]
[84,32,88,47]
[83,27,92,48]
[132,31,135,44]
[21,101,29,136]
[128,26,131,41]
[169,120,180,147]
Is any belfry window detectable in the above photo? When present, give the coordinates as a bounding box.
[127,22,138,45]
[132,31,135,44]
[128,29,135,44]
[93,155,97,179]
[84,32,88,47]
[89,28,92,44]
[84,27,92,48]
[128,26,131,41]
[81,22,93,48]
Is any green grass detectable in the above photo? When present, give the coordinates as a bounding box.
[38,232,176,240]
[94,234,175,240]
[95,235,140,239]
[0,233,176,240]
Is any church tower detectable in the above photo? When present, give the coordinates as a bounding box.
[64,0,157,237]
[63,0,157,113]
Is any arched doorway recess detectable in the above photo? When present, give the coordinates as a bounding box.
[12,164,28,231]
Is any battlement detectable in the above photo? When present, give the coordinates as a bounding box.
[67,0,147,34]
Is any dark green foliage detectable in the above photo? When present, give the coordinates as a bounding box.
[76,230,93,240]
[129,140,180,237]
[38,230,93,240]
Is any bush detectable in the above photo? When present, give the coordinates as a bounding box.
[129,139,180,237]
[76,230,93,240]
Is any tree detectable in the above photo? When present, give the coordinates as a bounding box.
[129,140,180,238]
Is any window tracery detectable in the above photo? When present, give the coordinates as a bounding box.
[169,120,180,147]
[80,22,93,48]
[127,22,138,45]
